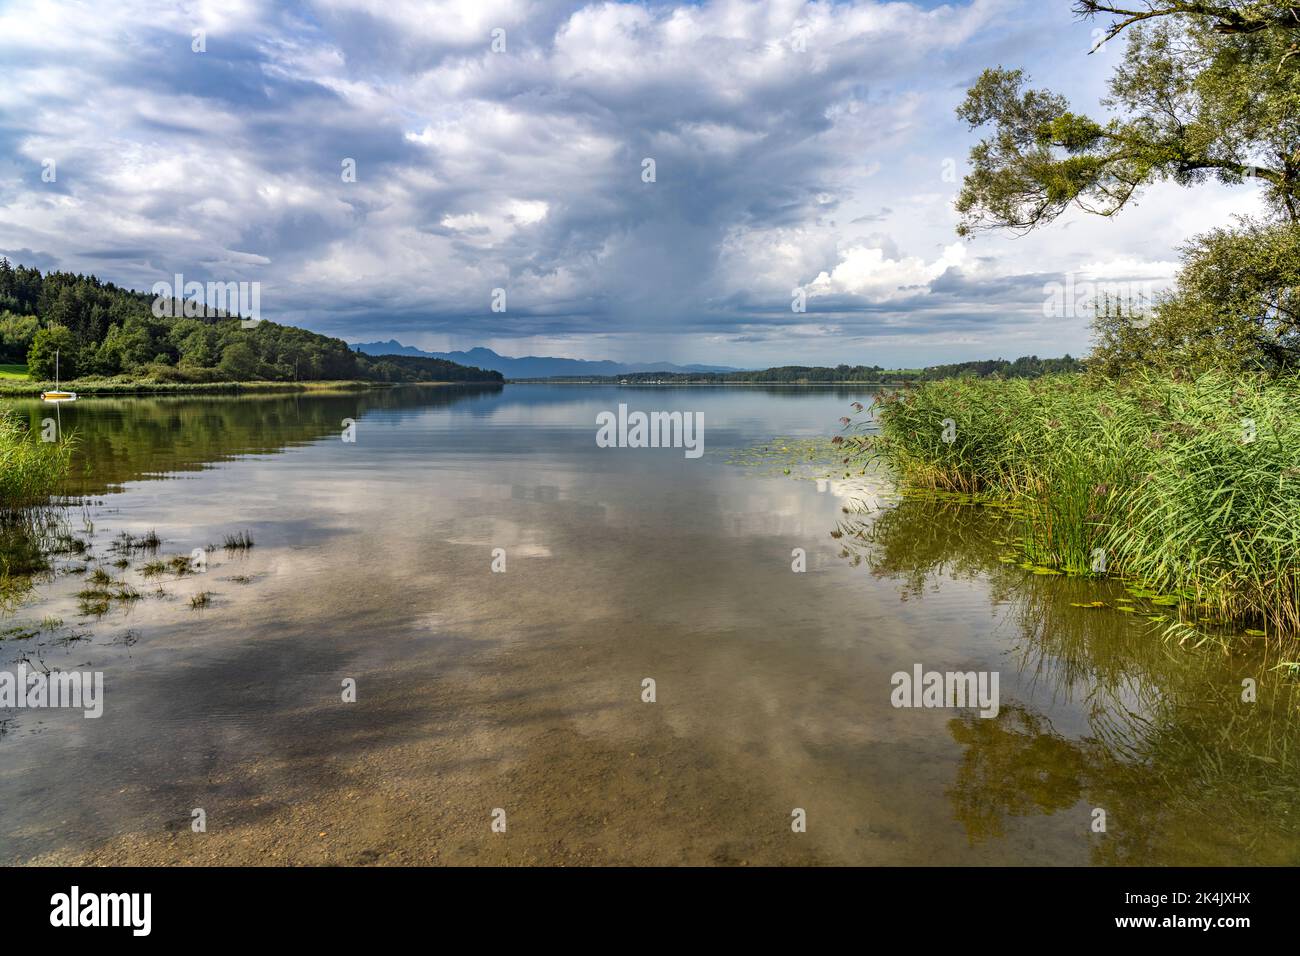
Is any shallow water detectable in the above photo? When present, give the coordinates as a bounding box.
[2,384,1297,865]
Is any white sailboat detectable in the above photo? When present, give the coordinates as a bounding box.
[40,349,76,402]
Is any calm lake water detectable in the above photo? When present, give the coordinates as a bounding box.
[2,384,1298,865]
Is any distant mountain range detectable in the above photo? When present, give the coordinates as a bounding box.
[350,341,744,378]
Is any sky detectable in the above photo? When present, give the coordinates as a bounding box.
[0,0,1267,368]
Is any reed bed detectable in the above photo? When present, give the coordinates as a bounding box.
[1,413,75,606]
[862,371,1300,638]
[0,411,73,512]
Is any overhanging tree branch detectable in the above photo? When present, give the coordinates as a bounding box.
[1077,2,1300,55]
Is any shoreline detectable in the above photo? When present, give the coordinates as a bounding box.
[504,380,903,386]
[0,379,497,398]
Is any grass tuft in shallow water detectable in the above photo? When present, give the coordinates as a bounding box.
[222,531,255,551]
[0,412,73,513]
[111,529,161,553]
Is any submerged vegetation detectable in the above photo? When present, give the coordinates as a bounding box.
[0,519,50,611]
[854,372,1300,640]
[0,403,251,621]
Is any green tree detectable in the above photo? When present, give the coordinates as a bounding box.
[956,3,1300,235]
[27,324,77,380]
[100,317,167,374]
[218,340,259,381]
[956,2,1300,375]
[1092,217,1300,374]
[170,318,219,368]
[0,312,39,363]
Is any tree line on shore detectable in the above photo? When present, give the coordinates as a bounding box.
[0,261,502,385]
[527,355,1084,384]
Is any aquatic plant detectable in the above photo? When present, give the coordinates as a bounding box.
[859,371,1300,637]
[111,529,161,553]
[222,531,254,551]
[0,412,74,607]
[0,411,73,512]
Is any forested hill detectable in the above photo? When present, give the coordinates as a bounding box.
[0,260,502,384]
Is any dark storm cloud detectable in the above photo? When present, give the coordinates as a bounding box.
[0,0,1174,364]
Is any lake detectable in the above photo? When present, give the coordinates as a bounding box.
[2,384,1297,865]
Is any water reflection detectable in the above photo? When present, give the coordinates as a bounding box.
[7,384,502,495]
[840,494,1300,864]
[3,384,1294,865]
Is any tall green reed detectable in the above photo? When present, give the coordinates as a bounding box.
[861,371,1300,638]
[1,410,75,607]
[0,410,73,512]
